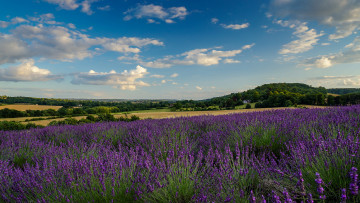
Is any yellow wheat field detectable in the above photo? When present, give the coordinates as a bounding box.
[0,104,62,111]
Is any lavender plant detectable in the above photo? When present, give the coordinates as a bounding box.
[0,105,360,202]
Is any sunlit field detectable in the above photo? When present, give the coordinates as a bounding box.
[1,105,359,202]
[0,104,62,111]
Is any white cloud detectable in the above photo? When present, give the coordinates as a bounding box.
[101,37,163,54]
[97,5,110,11]
[150,74,165,78]
[140,45,253,68]
[0,17,29,28]
[196,86,202,90]
[67,23,76,29]
[221,23,249,30]
[80,0,95,15]
[43,0,79,10]
[43,0,99,15]
[313,56,333,68]
[303,36,360,68]
[124,4,189,23]
[270,0,360,40]
[242,43,255,50]
[161,80,166,84]
[183,49,243,66]
[165,19,175,24]
[308,75,360,88]
[170,73,179,78]
[211,18,219,24]
[0,19,163,64]
[278,22,323,54]
[147,19,156,24]
[72,65,150,90]
[0,59,62,82]
[223,58,241,64]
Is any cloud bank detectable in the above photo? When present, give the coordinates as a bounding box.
[270,0,360,39]
[72,65,150,90]
[124,4,188,24]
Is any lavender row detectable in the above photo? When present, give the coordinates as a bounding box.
[0,106,359,202]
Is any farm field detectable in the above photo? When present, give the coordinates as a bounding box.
[116,105,325,120]
[1,105,359,202]
[0,104,62,111]
[0,105,326,126]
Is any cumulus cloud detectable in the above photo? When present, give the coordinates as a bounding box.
[139,45,254,68]
[277,21,323,54]
[270,0,360,40]
[72,65,150,90]
[0,59,62,82]
[303,36,360,68]
[0,19,163,64]
[182,49,243,66]
[221,23,250,30]
[124,4,189,23]
[308,75,360,87]
[43,0,99,15]
[196,86,202,90]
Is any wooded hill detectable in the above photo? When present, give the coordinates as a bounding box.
[327,88,360,95]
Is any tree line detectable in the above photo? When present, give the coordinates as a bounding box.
[0,96,171,111]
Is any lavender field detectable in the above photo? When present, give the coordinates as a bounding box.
[1,106,359,202]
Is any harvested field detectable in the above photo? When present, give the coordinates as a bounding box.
[0,104,62,111]
[115,105,326,119]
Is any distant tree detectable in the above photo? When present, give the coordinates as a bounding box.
[245,104,251,109]
[327,95,335,106]
[285,100,293,107]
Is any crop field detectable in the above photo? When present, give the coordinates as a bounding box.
[119,105,325,120]
[0,104,62,111]
[0,106,359,202]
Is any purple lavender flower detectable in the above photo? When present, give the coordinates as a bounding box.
[341,188,346,203]
[249,190,256,203]
[261,195,266,203]
[283,188,293,203]
[298,170,306,197]
[307,193,314,203]
[272,191,281,203]
[315,172,326,200]
[349,167,358,195]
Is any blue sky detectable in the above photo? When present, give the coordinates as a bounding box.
[1,0,360,99]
